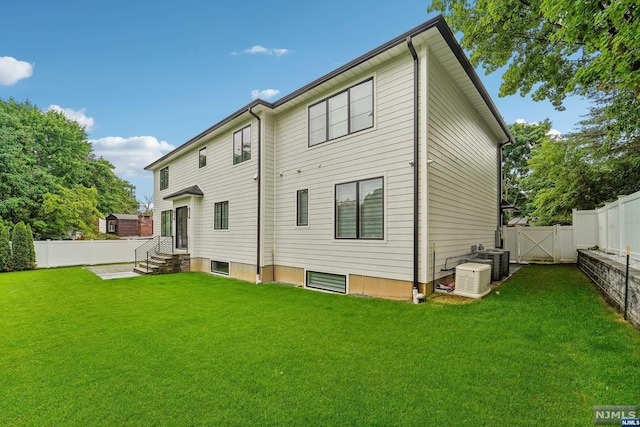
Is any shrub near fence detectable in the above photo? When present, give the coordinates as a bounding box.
[34,239,152,268]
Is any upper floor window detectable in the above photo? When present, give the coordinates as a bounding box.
[233,125,251,165]
[199,147,207,168]
[309,78,373,147]
[335,177,383,240]
[160,167,169,190]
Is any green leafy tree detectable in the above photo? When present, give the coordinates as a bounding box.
[521,93,640,225]
[428,0,640,142]
[34,185,101,240]
[0,98,138,231]
[0,223,11,272]
[10,222,36,271]
[85,156,138,215]
[503,120,552,218]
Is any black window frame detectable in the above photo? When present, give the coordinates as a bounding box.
[161,209,172,237]
[160,167,169,190]
[297,189,309,226]
[233,125,251,165]
[214,201,229,230]
[334,176,384,240]
[308,78,374,147]
[199,147,207,168]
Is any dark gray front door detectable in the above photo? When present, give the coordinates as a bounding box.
[175,206,188,250]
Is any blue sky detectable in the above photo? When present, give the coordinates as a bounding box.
[1,0,590,204]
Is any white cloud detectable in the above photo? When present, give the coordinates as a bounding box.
[47,105,95,132]
[547,129,563,139]
[232,45,292,57]
[90,136,175,178]
[251,89,280,100]
[0,56,34,85]
[514,118,539,126]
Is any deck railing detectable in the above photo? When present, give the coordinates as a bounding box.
[134,236,173,272]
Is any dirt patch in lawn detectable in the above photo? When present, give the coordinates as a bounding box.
[428,293,478,305]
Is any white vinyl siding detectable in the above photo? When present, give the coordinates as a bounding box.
[275,56,415,281]
[152,119,257,265]
[427,52,499,281]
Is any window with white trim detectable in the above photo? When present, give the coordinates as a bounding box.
[297,189,308,226]
[199,147,207,168]
[160,167,169,190]
[335,177,383,239]
[233,125,251,165]
[309,78,373,146]
[214,201,229,230]
[211,260,229,275]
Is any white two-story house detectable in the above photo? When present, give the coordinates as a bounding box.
[145,15,513,301]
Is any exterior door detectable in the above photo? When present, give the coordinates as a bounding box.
[175,206,188,250]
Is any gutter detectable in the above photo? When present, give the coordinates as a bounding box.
[407,36,420,298]
[248,107,262,283]
[496,138,513,248]
[145,15,513,173]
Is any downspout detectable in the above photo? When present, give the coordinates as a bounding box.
[496,138,512,248]
[249,107,262,283]
[407,37,420,302]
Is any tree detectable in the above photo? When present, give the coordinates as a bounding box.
[0,223,11,272]
[428,0,640,142]
[139,195,154,214]
[0,98,138,231]
[34,185,101,240]
[10,222,36,271]
[520,96,636,225]
[84,156,139,215]
[503,120,552,217]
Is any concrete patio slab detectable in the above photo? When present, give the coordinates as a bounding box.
[84,264,139,280]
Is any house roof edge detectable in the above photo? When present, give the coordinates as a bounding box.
[145,14,512,170]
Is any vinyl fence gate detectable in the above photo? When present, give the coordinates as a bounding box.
[503,225,576,263]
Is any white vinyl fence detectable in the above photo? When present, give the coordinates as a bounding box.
[573,190,640,261]
[34,238,151,268]
[503,225,576,263]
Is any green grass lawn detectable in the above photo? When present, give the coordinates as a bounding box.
[1,265,639,426]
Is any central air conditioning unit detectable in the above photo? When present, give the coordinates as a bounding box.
[454,263,492,299]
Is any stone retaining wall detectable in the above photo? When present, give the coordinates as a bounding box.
[578,250,640,329]
[156,254,191,274]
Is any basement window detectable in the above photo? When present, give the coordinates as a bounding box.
[306,271,346,294]
[211,260,229,276]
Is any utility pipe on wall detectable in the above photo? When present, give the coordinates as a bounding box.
[407,36,419,299]
[248,107,262,284]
